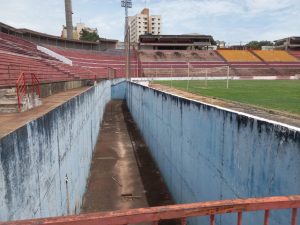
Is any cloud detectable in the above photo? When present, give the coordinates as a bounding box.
[0,0,299,43]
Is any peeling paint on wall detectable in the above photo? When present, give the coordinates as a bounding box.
[126,82,300,225]
[0,81,111,221]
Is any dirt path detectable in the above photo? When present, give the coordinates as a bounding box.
[150,83,300,128]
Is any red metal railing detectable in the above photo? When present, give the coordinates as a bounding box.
[16,72,27,112]
[31,73,40,97]
[16,72,40,112]
[1,195,299,225]
[107,67,117,79]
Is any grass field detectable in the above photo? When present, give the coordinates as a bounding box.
[154,80,300,115]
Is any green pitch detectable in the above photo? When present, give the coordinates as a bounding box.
[154,80,300,115]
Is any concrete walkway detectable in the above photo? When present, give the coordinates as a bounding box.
[81,100,174,213]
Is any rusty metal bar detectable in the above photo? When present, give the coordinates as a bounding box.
[237,212,242,225]
[1,195,300,225]
[180,218,186,225]
[292,208,297,225]
[16,72,27,112]
[210,214,215,225]
[264,210,270,225]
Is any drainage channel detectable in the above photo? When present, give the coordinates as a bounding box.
[81,100,175,216]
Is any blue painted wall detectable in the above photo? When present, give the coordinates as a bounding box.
[0,80,112,221]
[126,82,300,225]
[111,79,126,100]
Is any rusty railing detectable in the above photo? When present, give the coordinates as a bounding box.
[31,73,40,97]
[107,66,117,79]
[1,195,299,225]
[16,72,27,112]
[16,72,40,112]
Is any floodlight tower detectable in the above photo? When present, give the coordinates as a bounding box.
[121,0,132,79]
[121,0,132,36]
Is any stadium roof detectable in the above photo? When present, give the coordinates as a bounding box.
[274,36,300,42]
[139,34,215,43]
[0,22,118,44]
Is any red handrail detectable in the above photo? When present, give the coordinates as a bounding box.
[16,72,27,112]
[1,195,299,225]
[107,67,117,79]
[15,72,40,112]
[31,73,41,97]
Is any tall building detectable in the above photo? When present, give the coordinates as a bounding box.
[128,8,161,43]
[61,23,98,40]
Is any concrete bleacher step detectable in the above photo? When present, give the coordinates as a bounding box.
[0,88,42,113]
[0,88,18,113]
[0,99,21,113]
[4,92,17,100]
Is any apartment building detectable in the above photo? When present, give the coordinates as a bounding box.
[129,8,161,43]
[61,22,98,40]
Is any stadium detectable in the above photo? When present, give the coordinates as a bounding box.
[0,1,299,225]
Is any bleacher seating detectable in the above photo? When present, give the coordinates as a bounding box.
[139,51,300,78]
[253,50,298,62]
[0,51,73,86]
[0,33,125,87]
[139,50,223,62]
[1,31,300,86]
[288,51,300,60]
[0,32,55,60]
[217,50,261,62]
[234,68,276,77]
[46,46,129,78]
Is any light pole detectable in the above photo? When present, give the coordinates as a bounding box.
[121,0,132,80]
[121,0,132,35]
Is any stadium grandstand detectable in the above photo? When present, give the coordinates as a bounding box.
[0,24,300,110]
[274,36,300,50]
[0,32,126,87]
[217,50,260,62]
[139,34,216,50]
[0,22,118,50]
[289,51,300,59]
[253,50,298,62]
[0,1,300,225]
[0,29,137,112]
[137,49,300,78]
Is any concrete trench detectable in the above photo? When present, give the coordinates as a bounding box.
[81,100,174,213]
[0,79,299,225]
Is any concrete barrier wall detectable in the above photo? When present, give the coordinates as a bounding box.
[0,80,111,221]
[111,79,126,100]
[126,82,300,225]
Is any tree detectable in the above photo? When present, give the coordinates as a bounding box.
[246,40,274,50]
[80,29,100,42]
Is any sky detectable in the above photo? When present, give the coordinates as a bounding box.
[0,0,299,44]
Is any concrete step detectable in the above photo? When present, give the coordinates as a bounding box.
[0,88,15,97]
[0,99,18,106]
[4,92,17,100]
[0,107,18,113]
[0,99,21,113]
[0,93,42,113]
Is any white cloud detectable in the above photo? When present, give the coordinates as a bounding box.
[0,0,299,43]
